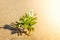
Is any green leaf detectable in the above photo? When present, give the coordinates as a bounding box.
[29,21,37,26]
[31,17,37,21]
[23,24,28,29]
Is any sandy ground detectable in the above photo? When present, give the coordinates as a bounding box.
[0,28,36,40]
[1,0,60,40]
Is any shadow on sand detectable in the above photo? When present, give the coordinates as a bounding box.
[0,24,28,36]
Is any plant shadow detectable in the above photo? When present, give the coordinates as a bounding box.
[0,24,28,36]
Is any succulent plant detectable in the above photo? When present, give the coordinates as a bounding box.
[12,10,37,35]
